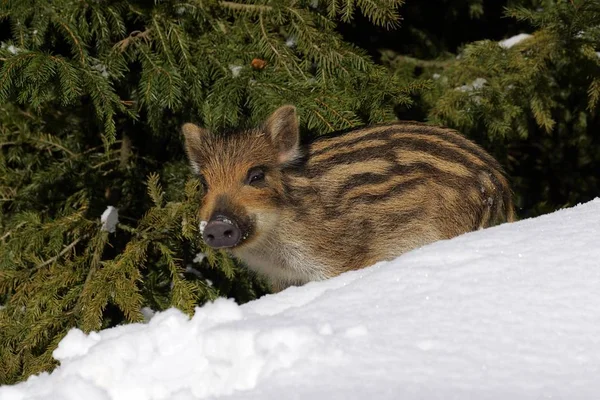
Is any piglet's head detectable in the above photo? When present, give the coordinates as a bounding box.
[182,105,301,250]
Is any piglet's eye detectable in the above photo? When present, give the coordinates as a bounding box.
[246,167,266,186]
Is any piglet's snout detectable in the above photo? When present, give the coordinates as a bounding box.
[202,216,241,249]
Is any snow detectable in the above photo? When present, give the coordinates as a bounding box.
[199,220,207,234]
[285,37,296,48]
[140,307,156,322]
[499,33,532,49]
[100,206,119,233]
[457,77,487,92]
[1,42,22,54]
[92,62,110,78]
[184,264,203,279]
[228,65,243,78]
[193,252,206,264]
[2,199,600,399]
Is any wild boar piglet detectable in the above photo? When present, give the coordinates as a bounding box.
[182,105,514,291]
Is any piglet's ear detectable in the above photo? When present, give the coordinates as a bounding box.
[181,123,208,174]
[264,105,301,165]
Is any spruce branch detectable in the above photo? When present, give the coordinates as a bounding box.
[75,232,108,316]
[35,238,82,270]
[52,19,86,64]
[151,18,176,67]
[219,1,273,13]
[588,78,600,111]
[0,222,25,242]
[91,157,122,170]
[381,51,454,69]
[113,29,152,53]
[311,108,335,131]
[258,14,281,58]
[34,136,77,158]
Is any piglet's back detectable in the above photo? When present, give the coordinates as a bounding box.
[281,121,514,271]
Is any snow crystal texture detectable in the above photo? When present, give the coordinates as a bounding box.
[100,206,119,233]
[499,33,532,49]
[2,199,600,400]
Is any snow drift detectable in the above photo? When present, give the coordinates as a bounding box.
[2,199,600,400]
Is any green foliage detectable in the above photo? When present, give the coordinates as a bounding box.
[0,0,412,384]
[0,104,222,381]
[385,0,600,217]
[427,0,600,216]
[0,0,413,135]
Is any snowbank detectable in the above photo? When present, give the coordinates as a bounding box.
[2,199,600,400]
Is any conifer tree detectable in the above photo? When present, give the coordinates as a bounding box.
[0,0,413,384]
[422,0,600,216]
[380,0,599,216]
[2,0,598,386]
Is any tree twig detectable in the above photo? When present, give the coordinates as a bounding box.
[220,1,272,12]
[35,137,77,157]
[36,238,82,269]
[381,51,455,69]
[114,29,152,53]
[91,157,121,170]
[119,135,132,169]
[0,222,25,242]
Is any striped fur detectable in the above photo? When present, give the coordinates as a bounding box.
[182,106,515,291]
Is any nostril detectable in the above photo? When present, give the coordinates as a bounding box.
[203,219,242,248]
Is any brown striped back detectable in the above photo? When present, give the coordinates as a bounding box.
[287,121,514,228]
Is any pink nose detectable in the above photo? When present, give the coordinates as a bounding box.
[203,218,241,248]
